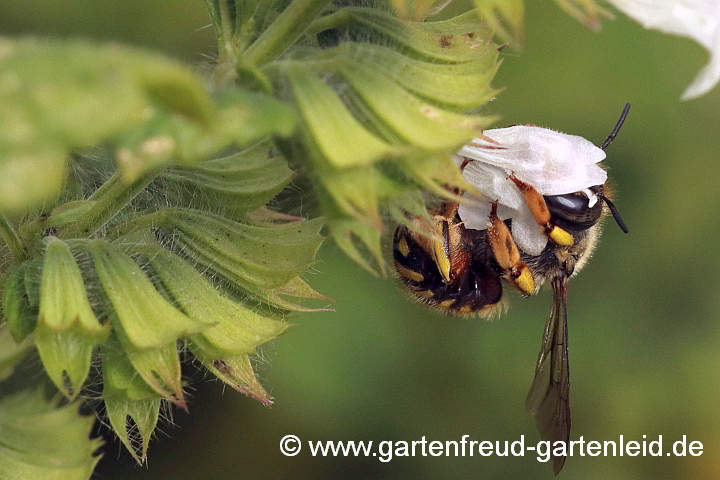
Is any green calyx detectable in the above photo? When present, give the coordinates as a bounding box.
[34,237,109,399]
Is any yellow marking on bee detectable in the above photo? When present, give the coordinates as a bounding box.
[458,305,474,314]
[395,262,425,283]
[397,236,410,257]
[416,290,434,298]
[432,226,452,283]
[438,299,456,309]
[514,267,536,296]
[549,226,574,246]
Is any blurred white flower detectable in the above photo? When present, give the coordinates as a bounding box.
[607,0,720,99]
[455,126,607,256]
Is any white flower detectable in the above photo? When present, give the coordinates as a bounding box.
[455,126,607,256]
[607,0,720,99]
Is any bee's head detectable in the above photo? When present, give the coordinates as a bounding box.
[543,103,632,235]
[544,184,628,234]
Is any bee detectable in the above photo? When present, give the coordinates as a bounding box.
[393,104,631,473]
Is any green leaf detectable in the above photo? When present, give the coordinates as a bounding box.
[38,201,97,231]
[102,339,158,401]
[0,389,101,480]
[34,329,97,400]
[214,88,297,141]
[317,166,382,228]
[399,152,475,199]
[86,240,211,349]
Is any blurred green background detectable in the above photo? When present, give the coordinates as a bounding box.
[3,1,720,479]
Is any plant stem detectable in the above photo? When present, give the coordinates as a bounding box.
[204,0,238,83]
[57,170,160,240]
[0,214,25,263]
[219,1,237,65]
[304,8,352,38]
[244,0,332,66]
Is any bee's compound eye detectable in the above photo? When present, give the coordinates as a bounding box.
[544,191,603,231]
[545,193,588,215]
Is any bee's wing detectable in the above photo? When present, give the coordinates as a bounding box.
[525,277,571,474]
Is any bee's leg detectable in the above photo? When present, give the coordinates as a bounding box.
[429,205,469,284]
[405,202,468,285]
[508,174,574,246]
[458,157,473,171]
[487,202,536,296]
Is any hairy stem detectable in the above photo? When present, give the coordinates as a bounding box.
[57,170,161,240]
[304,8,352,38]
[103,209,171,242]
[244,0,332,66]
[205,0,237,71]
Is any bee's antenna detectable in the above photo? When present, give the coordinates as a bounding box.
[597,193,629,233]
[600,103,631,150]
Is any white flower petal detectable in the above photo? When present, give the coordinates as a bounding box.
[455,157,525,209]
[458,127,608,196]
[682,46,720,98]
[608,0,719,47]
[510,206,548,256]
[458,195,515,230]
[607,0,720,99]
[458,199,547,256]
